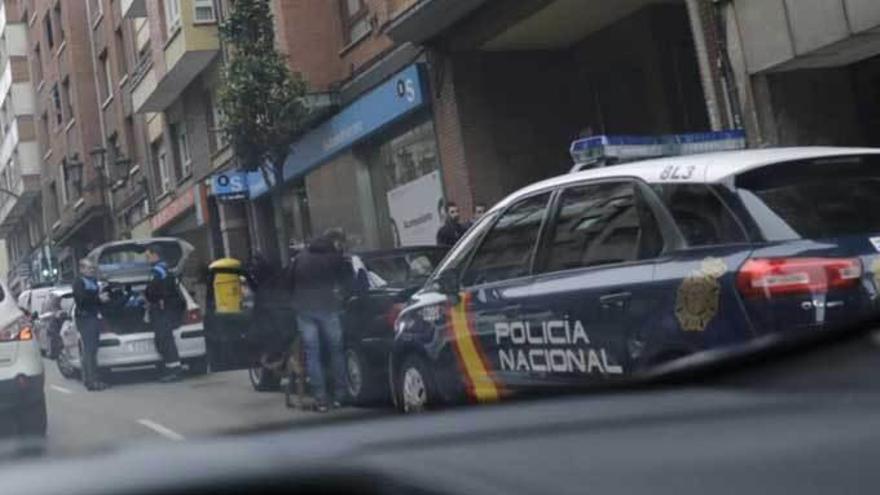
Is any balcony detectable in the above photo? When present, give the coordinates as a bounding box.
[131,17,219,113]
[121,0,147,19]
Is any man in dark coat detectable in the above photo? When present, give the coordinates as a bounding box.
[72,258,108,391]
[436,202,466,246]
[291,229,353,412]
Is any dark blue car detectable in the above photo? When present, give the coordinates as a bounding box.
[390,147,880,412]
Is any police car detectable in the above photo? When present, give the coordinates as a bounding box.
[390,134,880,412]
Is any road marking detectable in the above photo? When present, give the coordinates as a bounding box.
[50,385,74,395]
[136,419,185,441]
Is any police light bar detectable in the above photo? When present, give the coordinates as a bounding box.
[570,130,746,171]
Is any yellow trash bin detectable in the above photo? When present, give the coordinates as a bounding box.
[209,258,243,314]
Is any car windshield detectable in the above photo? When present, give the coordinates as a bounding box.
[1,0,879,488]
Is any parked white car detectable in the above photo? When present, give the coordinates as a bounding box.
[56,238,207,380]
[0,279,46,437]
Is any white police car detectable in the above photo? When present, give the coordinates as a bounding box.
[57,239,207,379]
[391,138,880,412]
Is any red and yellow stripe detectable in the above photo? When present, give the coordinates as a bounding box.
[447,292,501,403]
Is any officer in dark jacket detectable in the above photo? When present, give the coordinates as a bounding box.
[436,202,466,246]
[291,229,353,412]
[72,258,108,391]
[144,244,185,383]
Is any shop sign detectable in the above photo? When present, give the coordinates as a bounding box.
[249,63,427,198]
[387,170,444,247]
[151,187,195,231]
[211,171,249,201]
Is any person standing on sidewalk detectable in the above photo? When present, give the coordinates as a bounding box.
[436,202,467,246]
[291,229,353,412]
[72,259,109,391]
[144,244,187,383]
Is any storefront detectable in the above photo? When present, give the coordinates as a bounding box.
[246,63,443,251]
[150,184,214,304]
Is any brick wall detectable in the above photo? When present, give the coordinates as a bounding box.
[272,0,397,91]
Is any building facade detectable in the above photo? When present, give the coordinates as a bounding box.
[20,0,108,282]
[227,0,443,261]
[0,0,43,293]
[85,0,152,244]
[125,0,224,298]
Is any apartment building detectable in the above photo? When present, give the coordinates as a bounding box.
[85,0,152,241]
[21,0,107,279]
[125,0,224,288]
[0,0,42,292]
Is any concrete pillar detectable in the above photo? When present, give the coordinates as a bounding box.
[219,201,250,261]
[428,50,474,215]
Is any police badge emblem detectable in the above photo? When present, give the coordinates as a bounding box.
[675,258,727,332]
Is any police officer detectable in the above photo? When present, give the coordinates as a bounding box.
[72,259,108,391]
[144,244,186,383]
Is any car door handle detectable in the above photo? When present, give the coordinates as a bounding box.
[599,292,631,309]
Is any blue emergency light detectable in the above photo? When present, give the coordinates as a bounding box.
[570,130,746,171]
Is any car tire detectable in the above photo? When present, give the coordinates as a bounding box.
[346,347,380,406]
[56,349,79,380]
[186,357,209,376]
[18,397,47,438]
[395,355,438,414]
[248,364,281,392]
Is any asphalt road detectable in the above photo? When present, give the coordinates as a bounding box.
[43,359,373,456]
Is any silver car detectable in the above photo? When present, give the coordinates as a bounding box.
[56,238,208,380]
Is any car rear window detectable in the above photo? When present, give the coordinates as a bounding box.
[735,155,880,240]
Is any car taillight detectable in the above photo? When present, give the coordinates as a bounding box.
[386,303,405,330]
[0,317,33,342]
[737,257,862,299]
[185,308,203,325]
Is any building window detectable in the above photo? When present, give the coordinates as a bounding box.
[39,112,49,154]
[99,53,113,103]
[193,0,216,24]
[44,14,54,49]
[340,0,370,44]
[115,27,127,79]
[60,158,70,204]
[206,91,225,153]
[61,78,73,123]
[171,122,191,179]
[152,139,172,194]
[51,84,62,127]
[164,0,182,36]
[53,2,64,42]
[32,44,43,84]
[90,0,102,19]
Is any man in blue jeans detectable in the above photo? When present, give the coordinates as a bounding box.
[291,229,353,412]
